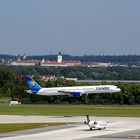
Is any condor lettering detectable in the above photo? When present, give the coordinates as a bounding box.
[96,87,110,90]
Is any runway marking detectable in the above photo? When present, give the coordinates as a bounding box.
[0,116,140,140]
[0,121,140,140]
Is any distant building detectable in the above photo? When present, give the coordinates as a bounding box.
[37,75,56,81]
[9,52,81,67]
[41,61,67,67]
[86,62,110,67]
[9,101,21,106]
[109,63,128,67]
[63,60,81,66]
[41,52,81,67]
[23,53,27,60]
[1,58,5,63]
[41,58,45,63]
[41,60,81,67]
[57,52,62,63]
[11,60,39,66]
[4,59,13,66]
[65,77,77,82]
[17,54,21,61]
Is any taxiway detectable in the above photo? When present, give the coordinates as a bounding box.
[0,115,140,140]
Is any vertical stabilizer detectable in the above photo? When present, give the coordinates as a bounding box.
[25,76,42,94]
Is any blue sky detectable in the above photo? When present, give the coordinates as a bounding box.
[0,0,140,55]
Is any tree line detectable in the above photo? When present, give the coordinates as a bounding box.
[0,66,140,105]
[8,66,140,80]
[1,54,140,64]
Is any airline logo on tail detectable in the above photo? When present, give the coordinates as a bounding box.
[30,81,36,86]
[25,75,42,94]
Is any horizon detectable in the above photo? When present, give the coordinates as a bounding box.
[0,53,140,57]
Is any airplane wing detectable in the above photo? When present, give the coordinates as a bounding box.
[58,89,84,96]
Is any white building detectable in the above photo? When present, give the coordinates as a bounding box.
[41,61,67,67]
[57,52,62,63]
[11,60,38,66]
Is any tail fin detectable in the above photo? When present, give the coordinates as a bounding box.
[25,75,42,94]
[86,115,90,123]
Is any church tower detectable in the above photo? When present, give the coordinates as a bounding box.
[57,52,62,63]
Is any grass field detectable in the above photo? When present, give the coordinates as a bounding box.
[0,97,10,104]
[0,123,66,133]
[0,105,140,117]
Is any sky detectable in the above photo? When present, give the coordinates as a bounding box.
[0,0,140,56]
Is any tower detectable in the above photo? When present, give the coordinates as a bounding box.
[23,53,27,60]
[57,52,62,63]
[41,57,45,63]
[17,54,21,61]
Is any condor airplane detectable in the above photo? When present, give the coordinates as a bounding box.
[25,76,121,96]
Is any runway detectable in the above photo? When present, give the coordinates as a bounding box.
[0,115,140,140]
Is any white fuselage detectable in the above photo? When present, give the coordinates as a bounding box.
[88,121,107,129]
[32,85,121,96]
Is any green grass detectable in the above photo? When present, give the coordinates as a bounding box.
[0,123,66,133]
[0,105,140,117]
[0,97,10,104]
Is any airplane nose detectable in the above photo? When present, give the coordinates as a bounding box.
[117,88,121,92]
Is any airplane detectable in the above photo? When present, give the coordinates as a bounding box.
[84,115,107,130]
[25,75,121,96]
